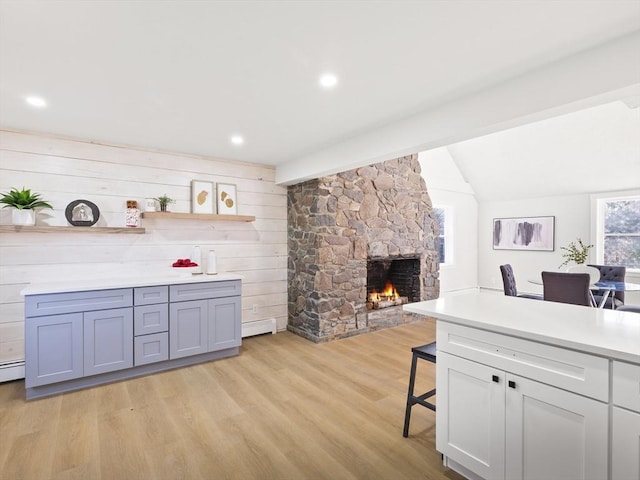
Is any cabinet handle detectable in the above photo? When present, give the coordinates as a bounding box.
[492,375,499,383]
[508,380,516,389]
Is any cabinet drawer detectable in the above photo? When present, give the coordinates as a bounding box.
[25,289,133,317]
[170,280,240,302]
[134,332,169,366]
[134,285,168,306]
[134,304,168,336]
[613,361,640,412]
[437,321,609,401]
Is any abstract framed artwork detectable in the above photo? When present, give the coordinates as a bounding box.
[216,183,237,215]
[493,216,555,251]
[191,180,215,214]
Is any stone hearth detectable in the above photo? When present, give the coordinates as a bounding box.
[287,154,439,342]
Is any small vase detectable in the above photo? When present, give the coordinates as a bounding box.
[12,209,35,226]
[160,204,168,212]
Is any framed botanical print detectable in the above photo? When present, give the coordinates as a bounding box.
[216,183,237,215]
[191,180,215,214]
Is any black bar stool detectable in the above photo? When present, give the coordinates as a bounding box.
[402,342,437,437]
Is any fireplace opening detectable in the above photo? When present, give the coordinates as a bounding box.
[366,257,421,309]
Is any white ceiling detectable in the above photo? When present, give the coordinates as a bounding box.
[1,1,639,190]
[446,99,640,201]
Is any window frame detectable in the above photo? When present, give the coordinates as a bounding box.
[590,189,640,273]
[434,204,454,267]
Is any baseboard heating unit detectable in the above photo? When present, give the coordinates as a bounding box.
[242,318,277,338]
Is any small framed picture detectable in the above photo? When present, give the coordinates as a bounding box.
[216,183,238,215]
[65,199,100,226]
[191,180,215,214]
[144,198,157,212]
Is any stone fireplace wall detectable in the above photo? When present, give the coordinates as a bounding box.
[287,154,439,342]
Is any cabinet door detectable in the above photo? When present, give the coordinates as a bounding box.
[207,296,241,351]
[25,313,83,387]
[505,373,608,480]
[169,300,208,359]
[436,351,506,480]
[83,308,133,376]
[612,407,640,480]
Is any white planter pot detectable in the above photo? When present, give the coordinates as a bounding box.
[12,209,36,226]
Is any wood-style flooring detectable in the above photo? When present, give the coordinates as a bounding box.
[0,319,463,480]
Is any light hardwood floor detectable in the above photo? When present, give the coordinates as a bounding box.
[0,319,463,480]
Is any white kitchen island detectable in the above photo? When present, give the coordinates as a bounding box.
[404,291,640,480]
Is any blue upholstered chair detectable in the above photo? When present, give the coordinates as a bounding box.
[588,264,626,309]
[500,264,543,300]
[542,271,592,307]
[616,305,640,314]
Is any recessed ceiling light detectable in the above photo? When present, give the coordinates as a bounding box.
[25,96,47,108]
[230,135,244,145]
[319,73,338,89]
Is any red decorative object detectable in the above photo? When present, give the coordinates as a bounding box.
[172,258,199,267]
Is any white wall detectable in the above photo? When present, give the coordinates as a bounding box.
[419,149,478,294]
[0,130,288,372]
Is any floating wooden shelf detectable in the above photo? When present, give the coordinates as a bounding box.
[141,212,255,222]
[0,225,146,234]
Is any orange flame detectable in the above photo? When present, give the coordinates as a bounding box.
[369,281,399,302]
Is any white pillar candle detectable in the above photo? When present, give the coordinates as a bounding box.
[207,250,217,275]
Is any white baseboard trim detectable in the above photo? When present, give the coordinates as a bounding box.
[0,361,25,382]
[242,318,277,338]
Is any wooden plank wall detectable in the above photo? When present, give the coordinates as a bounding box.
[0,130,288,368]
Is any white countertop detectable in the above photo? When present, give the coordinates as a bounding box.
[20,271,243,296]
[404,291,640,364]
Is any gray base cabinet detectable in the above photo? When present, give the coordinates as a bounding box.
[24,279,241,399]
[169,282,242,359]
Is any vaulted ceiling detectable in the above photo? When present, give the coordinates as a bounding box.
[445,99,640,201]
[1,1,639,188]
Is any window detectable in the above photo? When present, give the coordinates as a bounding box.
[593,193,640,269]
[433,206,453,265]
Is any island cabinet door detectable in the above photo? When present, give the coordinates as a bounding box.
[207,296,241,352]
[25,313,83,388]
[505,373,608,480]
[612,407,640,480]
[436,351,506,480]
[83,307,133,376]
[169,300,208,359]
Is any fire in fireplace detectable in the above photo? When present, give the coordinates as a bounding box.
[366,257,421,310]
[368,280,408,309]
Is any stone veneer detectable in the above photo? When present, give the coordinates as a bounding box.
[287,154,440,342]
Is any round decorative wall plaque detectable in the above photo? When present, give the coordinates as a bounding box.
[65,199,100,226]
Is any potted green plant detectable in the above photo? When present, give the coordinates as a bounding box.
[0,187,53,226]
[154,194,176,212]
[559,238,593,268]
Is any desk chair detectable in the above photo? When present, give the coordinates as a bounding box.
[542,271,592,307]
[403,342,436,438]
